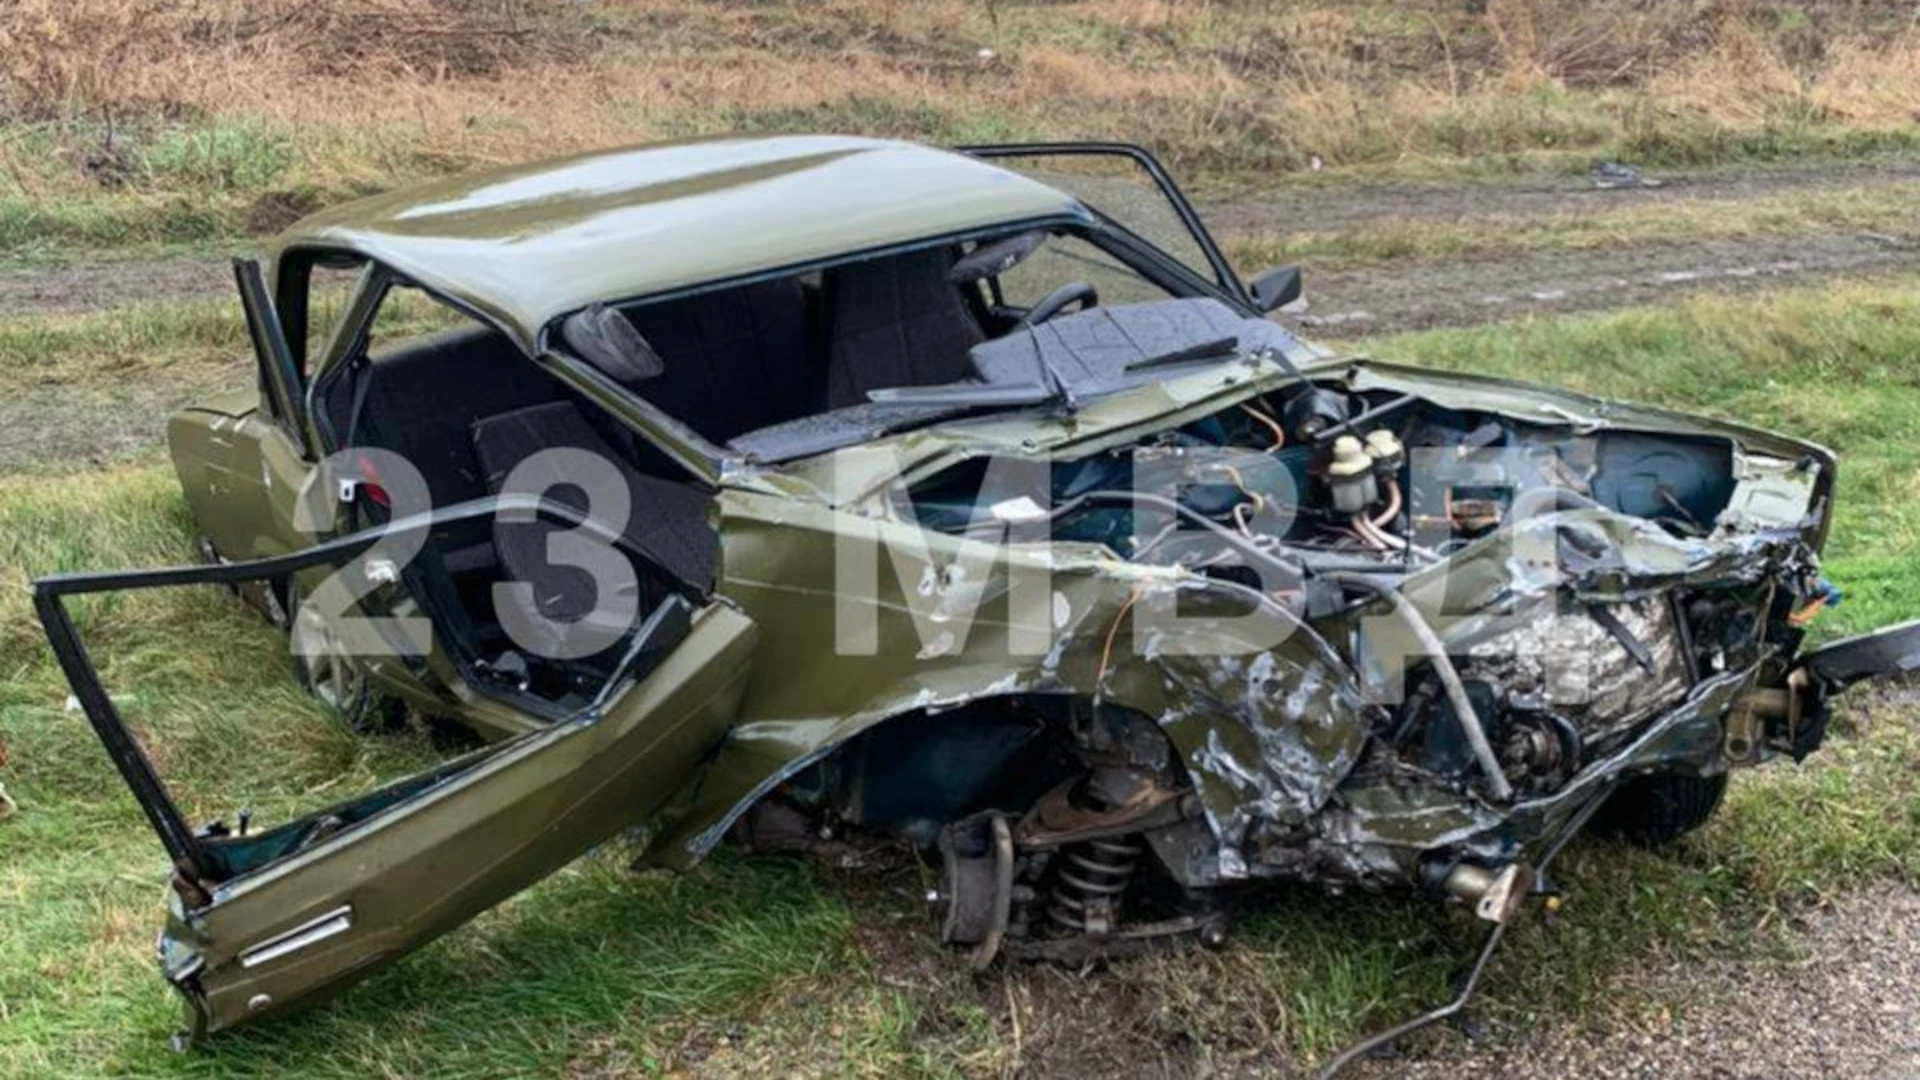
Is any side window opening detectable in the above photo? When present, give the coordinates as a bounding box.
[35,493,715,892]
[47,569,482,888]
[318,283,717,720]
[365,284,478,356]
[301,261,366,373]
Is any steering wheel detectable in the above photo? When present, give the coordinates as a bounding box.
[1016,281,1099,328]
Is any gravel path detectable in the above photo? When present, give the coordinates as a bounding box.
[1355,885,1920,1079]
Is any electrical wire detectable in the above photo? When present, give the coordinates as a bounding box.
[1093,584,1145,697]
[1239,402,1286,450]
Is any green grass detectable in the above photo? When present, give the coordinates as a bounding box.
[0,279,1916,1076]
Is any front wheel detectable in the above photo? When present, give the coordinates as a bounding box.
[1589,771,1729,848]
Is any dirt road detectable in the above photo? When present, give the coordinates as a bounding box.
[0,257,229,315]
[6,162,1919,334]
[1290,230,1920,335]
[1211,161,1920,335]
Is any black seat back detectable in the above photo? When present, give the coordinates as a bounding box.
[623,279,814,443]
[820,247,984,409]
[470,401,717,623]
[351,326,566,506]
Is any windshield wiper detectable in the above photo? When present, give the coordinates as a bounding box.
[865,382,1055,408]
[1123,334,1238,373]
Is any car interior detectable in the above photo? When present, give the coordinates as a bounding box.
[309,226,1181,712]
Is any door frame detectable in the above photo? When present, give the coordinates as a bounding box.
[234,257,318,460]
[32,493,707,882]
[959,142,1254,309]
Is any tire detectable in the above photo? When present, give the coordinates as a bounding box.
[1589,770,1729,848]
[288,584,402,734]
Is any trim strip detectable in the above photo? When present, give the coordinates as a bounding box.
[239,905,354,968]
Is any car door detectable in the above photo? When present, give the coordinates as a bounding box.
[237,256,319,460]
[962,143,1254,308]
[33,498,756,1040]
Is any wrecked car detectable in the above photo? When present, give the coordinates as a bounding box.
[33,136,1919,1055]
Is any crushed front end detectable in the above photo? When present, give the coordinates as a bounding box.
[760,355,1894,966]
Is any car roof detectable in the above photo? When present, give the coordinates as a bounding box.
[275,135,1089,351]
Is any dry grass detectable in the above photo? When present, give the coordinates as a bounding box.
[0,0,590,122]
[2,0,1919,250]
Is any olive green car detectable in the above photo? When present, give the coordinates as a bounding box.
[34,136,1919,1052]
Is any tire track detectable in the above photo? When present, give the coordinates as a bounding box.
[1286,231,1920,337]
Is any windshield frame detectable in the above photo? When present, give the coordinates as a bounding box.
[537,210,1264,473]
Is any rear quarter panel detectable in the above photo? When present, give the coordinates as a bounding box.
[167,401,473,724]
[168,400,313,563]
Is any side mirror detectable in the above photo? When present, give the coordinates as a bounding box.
[1248,265,1303,313]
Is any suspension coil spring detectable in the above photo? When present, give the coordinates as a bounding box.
[1047,836,1141,936]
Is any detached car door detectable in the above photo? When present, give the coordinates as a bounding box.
[34,498,755,1040]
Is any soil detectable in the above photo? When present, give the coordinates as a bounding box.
[0,257,228,315]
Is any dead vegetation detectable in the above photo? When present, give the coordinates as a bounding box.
[0,0,595,122]
[2,0,1919,245]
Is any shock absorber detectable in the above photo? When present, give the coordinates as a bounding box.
[1047,835,1141,938]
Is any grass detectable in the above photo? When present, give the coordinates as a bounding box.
[6,0,1920,254]
[0,277,1916,1076]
